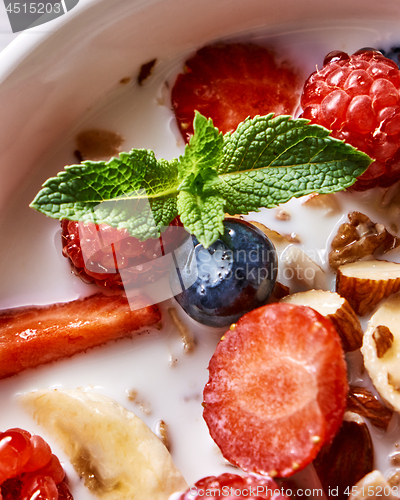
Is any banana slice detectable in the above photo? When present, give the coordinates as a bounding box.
[361,293,400,413]
[20,388,187,500]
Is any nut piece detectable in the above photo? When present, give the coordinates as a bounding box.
[336,259,400,316]
[275,209,291,221]
[329,212,399,270]
[75,129,123,161]
[373,325,394,358]
[268,282,290,303]
[247,220,291,247]
[302,193,342,215]
[138,58,157,85]
[362,293,400,412]
[314,413,373,500]
[347,386,393,430]
[226,217,292,248]
[387,469,400,490]
[283,233,301,244]
[349,471,398,500]
[168,307,195,354]
[282,246,326,290]
[281,290,362,351]
[379,181,400,231]
[154,420,170,451]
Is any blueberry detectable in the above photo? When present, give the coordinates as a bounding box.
[378,46,400,68]
[170,219,278,327]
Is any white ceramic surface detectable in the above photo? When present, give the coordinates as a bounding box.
[2,0,400,499]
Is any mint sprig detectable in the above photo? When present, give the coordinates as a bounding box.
[30,112,372,248]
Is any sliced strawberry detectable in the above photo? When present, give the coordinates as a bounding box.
[178,473,289,499]
[203,303,348,478]
[0,294,161,379]
[171,43,302,141]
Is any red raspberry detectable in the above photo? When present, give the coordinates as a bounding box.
[178,473,289,500]
[20,476,58,500]
[61,217,187,291]
[0,430,31,483]
[0,428,73,500]
[301,49,400,190]
[21,436,52,473]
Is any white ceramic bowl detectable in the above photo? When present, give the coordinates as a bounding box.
[1,0,400,498]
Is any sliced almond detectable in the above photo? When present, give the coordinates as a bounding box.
[361,293,400,412]
[247,220,290,247]
[373,325,394,359]
[336,260,400,316]
[226,215,293,248]
[302,193,342,215]
[281,290,362,351]
[282,246,326,290]
[268,282,291,303]
[349,471,398,500]
[347,386,393,430]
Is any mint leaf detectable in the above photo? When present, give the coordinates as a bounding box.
[177,191,225,248]
[30,150,180,240]
[31,113,372,250]
[176,113,224,246]
[207,114,371,214]
[178,111,223,181]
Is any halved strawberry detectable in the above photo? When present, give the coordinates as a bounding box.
[171,43,302,141]
[0,294,161,379]
[203,303,348,478]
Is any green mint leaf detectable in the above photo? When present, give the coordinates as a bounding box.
[207,114,371,214]
[30,150,180,240]
[174,112,225,246]
[30,112,372,250]
[177,191,225,248]
[178,111,223,182]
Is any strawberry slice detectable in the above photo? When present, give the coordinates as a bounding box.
[203,303,348,478]
[0,294,161,379]
[171,43,302,141]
